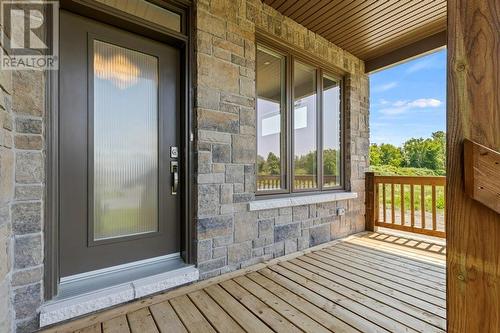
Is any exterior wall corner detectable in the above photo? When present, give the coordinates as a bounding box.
[193,0,370,279]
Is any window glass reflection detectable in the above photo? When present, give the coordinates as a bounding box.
[293,61,317,190]
[323,75,342,187]
[257,46,286,191]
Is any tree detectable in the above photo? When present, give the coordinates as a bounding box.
[266,152,281,175]
[323,149,339,175]
[369,144,382,166]
[294,151,317,175]
[369,132,446,176]
[402,136,443,171]
[257,155,266,174]
[432,131,446,171]
[379,143,403,167]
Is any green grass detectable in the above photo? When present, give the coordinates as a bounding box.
[371,165,446,215]
[370,165,444,176]
[379,184,445,214]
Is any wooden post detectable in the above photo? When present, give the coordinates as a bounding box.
[365,172,376,231]
[448,0,500,330]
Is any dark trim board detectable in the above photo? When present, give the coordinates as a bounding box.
[44,0,194,300]
[365,31,447,73]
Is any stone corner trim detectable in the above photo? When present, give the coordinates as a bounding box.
[248,192,358,211]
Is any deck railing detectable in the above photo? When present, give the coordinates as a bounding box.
[365,172,446,238]
[257,175,339,191]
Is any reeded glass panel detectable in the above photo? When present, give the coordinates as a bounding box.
[256,46,286,191]
[323,75,342,187]
[293,61,317,190]
[93,40,159,241]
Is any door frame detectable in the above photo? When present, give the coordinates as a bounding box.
[44,0,194,300]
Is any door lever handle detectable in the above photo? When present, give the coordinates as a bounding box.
[171,161,179,195]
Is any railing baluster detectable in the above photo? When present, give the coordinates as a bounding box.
[391,183,395,224]
[432,185,437,230]
[410,184,415,228]
[400,183,405,225]
[421,185,426,229]
[382,184,386,222]
[369,173,445,238]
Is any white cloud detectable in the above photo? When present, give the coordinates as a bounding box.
[393,100,408,107]
[373,81,398,93]
[407,98,442,108]
[378,98,443,116]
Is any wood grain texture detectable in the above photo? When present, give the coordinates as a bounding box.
[447,0,500,331]
[43,233,446,333]
[365,172,375,231]
[265,0,446,61]
[369,175,446,237]
[463,139,500,213]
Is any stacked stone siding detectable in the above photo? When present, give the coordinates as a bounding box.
[194,0,369,279]
[0,0,369,331]
[0,18,46,333]
[0,30,14,332]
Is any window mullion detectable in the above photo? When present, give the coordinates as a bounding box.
[288,53,294,193]
[280,52,290,192]
[317,68,323,191]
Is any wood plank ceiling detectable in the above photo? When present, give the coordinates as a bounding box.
[264,0,447,65]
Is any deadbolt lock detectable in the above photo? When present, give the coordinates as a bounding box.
[170,146,178,158]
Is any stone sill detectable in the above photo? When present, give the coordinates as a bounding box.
[40,265,199,327]
[248,192,358,211]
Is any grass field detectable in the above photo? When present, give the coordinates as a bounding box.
[371,165,446,230]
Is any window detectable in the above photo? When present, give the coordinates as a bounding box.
[256,43,343,194]
[256,46,286,192]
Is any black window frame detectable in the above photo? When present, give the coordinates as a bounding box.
[256,41,345,197]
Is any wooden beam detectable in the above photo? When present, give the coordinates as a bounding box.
[447,0,500,331]
[365,172,376,231]
[463,139,500,214]
[365,30,447,73]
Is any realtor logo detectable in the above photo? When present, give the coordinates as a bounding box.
[1,1,59,70]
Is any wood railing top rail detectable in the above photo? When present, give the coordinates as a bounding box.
[374,175,446,186]
[366,172,446,238]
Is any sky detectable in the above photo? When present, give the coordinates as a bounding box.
[369,48,447,146]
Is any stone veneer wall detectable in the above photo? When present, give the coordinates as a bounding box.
[0,1,369,331]
[194,0,369,279]
[0,22,46,333]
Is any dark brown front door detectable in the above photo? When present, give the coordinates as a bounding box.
[59,10,180,277]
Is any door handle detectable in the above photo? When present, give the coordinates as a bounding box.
[171,161,179,195]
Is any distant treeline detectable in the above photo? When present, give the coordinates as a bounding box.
[370,131,446,176]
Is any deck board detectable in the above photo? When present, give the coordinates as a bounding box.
[42,232,446,333]
[149,301,187,333]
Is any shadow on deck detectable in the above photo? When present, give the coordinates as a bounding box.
[42,232,446,333]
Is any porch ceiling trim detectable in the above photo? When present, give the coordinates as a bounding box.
[264,0,447,69]
[365,30,447,73]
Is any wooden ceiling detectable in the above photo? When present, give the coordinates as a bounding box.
[264,0,447,70]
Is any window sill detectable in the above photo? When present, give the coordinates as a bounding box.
[248,192,358,211]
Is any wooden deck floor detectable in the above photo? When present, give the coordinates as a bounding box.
[43,232,446,333]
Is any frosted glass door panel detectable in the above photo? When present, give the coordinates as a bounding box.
[93,40,159,241]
